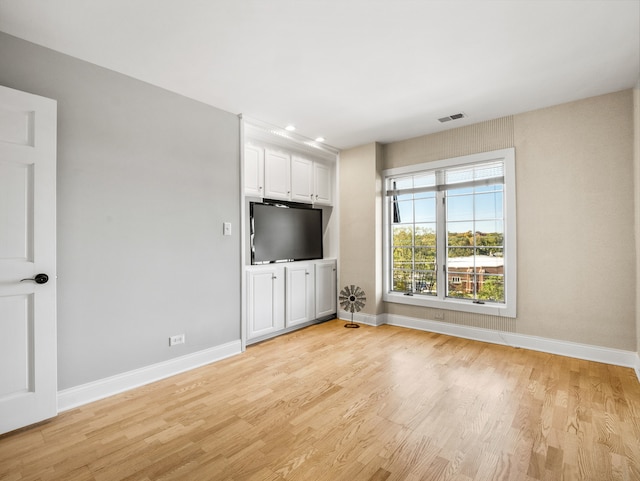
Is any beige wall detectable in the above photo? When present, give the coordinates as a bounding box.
[341,90,637,351]
[339,143,384,315]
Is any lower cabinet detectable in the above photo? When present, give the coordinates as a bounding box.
[314,260,337,319]
[246,265,284,339]
[246,259,336,342]
[286,263,314,327]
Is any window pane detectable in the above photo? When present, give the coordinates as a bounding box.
[415,197,436,222]
[393,200,413,224]
[415,224,436,246]
[413,270,437,295]
[414,173,436,188]
[477,275,504,303]
[415,247,436,270]
[392,225,413,246]
[447,195,473,221]
[446,186,473,196]
[475,183,502,194]
[447,227,473,250]
[475,191,503,220]
[392,269,411,292]
[475,230,503,248]
[393,247,413,270]
[447,272,474,299]
[473,249,504,273]
[475,220,503,237]
[393,177,412,190]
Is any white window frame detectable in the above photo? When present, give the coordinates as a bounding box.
[382,148,517,317]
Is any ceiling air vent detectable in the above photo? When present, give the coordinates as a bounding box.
[438,112,467,123]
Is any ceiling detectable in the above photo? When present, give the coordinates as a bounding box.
[0,0,638,150]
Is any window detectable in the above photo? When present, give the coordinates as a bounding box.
[383,149,516,317]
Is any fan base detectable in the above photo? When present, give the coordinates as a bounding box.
[344,322,360,328]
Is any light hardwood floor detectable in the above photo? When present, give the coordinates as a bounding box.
[1,319,639,480]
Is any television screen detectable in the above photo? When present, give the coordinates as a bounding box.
[251,202,323,264]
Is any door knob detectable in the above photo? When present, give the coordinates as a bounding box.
[20,273,49,284]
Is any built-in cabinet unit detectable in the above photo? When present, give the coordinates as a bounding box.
[244,144,333,206]
[246,259,337,343]
[243,118,339,345]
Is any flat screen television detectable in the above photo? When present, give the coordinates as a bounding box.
[251,201,323,264]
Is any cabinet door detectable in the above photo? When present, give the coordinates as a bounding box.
[264,149,291,200]
[313,162,332,205]
[244,144,264,197]
[291,156,314,203]
[315,260,337,318]
[286,263,314,327]
[246,267,284,339]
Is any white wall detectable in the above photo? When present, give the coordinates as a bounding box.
[0,32,241,390]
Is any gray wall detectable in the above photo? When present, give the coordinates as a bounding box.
[0,33,241,390]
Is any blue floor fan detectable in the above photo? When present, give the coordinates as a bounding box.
[339,285,366,328]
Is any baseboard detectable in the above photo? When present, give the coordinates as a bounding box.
[338,310,386,327]
[383,314,638,370]
[58,340,242,412]
[635,352,640,383]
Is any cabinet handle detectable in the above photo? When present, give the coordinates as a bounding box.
[272,276,277,280]
[305,272,310,275]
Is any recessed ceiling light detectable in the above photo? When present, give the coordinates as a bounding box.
[285,125,296,131]
[315,137,325,142]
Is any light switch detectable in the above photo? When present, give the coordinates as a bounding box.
[223,222,232,236]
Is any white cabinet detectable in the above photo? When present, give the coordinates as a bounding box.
[244,144,264,197]
[286,263,315,327]
[290,156,314,203]
[264,148,291,200]
[246,265,285,339]
[244,144,333,206]
[246,259,336,342]
[315,260,337,318]
[313,162,332,205]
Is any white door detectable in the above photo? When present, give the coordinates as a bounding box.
[0,85,57,434]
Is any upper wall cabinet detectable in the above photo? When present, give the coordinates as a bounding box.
[244,143,264,197]
[244,144,333,206]
[291,155,314,203]
[264,148,291,200]
[313,162,332,206]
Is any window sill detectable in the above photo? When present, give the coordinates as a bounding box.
[383,291,516,318]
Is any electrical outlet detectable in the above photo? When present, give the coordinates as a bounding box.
[434,312,445,320]
[169,334,185,346]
